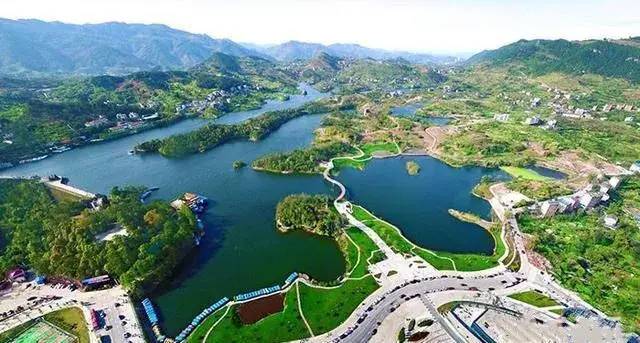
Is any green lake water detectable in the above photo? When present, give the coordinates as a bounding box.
[1,86,507,335]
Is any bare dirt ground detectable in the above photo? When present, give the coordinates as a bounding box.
[236,293,285,324]
[546,151,629,178]
[420,126,455,154]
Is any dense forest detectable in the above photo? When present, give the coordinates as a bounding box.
[0,179,198,296]
[252,142,355,174]
[275,194,346,237]
[468,38,640,82]
[136,102,354,157]
[519,178,640,333]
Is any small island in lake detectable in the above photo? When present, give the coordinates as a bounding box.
[275,194,345,237]
[233,160,247,169]
[406,160,421,175]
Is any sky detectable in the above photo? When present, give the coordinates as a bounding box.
[2,0,640,55]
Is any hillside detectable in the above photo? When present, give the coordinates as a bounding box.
[467,38,640,82]
[0,18,265,76]
[0,53,296,165]
[261,40,457,64]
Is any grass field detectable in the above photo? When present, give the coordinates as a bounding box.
[42,307,89,343]
[344,227,379,278]
[0,321,35,342]
[352,204,507,272]
[298,276,380,335]
[500,166,550,181]
[508,291,560,308]
[201,289,310,343]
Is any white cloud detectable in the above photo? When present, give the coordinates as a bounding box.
[2,0,639,54]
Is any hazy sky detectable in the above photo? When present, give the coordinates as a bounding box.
[3,0,640,54]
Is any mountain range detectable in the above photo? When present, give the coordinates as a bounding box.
[0,18,263,76]
[0,18,456,77]
[251,41,459,65]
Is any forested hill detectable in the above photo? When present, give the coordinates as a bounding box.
[0,18,265,76]
[467,38,640,82]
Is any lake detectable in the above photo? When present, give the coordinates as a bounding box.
[336,156,507,254]
[0,85,347,335]
[390,103,452,126]
[0,86,506,335]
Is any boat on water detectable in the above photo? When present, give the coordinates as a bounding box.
[139,187,160,202]
[128,150,136,155]
[50,146,72,153]
[19,155,49,164]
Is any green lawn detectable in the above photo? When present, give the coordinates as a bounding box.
[369,250,387,264]
[500,166,550,181]
[0,320,34,342]
[187,307,230,342]
[298,276,380,335]
[360,142,399,156]
[344,227,379,278]
[352,204,507,272]
[0,308,89,343]
[202,290,310,343]
[351,205,414,254]
[508,291,560,308]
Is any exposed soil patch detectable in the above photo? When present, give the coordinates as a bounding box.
[236,293,285,324]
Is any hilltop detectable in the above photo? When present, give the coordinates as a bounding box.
[0,18,265,76]
[467,38,640,82]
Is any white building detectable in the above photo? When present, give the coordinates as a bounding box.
[494,113,510,122]
[579,192,603,209]
[540,201,560,218]
[631,161,640,174]
[603,215,618,229]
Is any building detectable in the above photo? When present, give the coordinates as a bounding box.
[603,215,618,229]
[609,176,622,190]
[557,196,580,213]
[494,113,510,122]
[7,268,26,282]
[631,161,640,174]
[531,98,541,107]
[579,192,603,209]
[625,116,634,123]
[602,104,613,113]
[84,116,109,128]
[524,116,542,125]
[540,201,560,218]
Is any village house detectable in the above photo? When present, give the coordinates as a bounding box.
[494,113,510,122]
[84,115,109,128]
[603,215,619,229]
[630,161,640,174]
[524,116,542,125]
[540,200,560,218]
[579,191,604,209]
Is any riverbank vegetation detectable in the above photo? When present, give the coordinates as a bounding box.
[506,178,573,200]
[253,142,355,174]
[137,105,322,156]
[0,179,198,296]
[0,53,298,166]
[518,177,640,332]
[276,194,345,237]
[351,204,506,272]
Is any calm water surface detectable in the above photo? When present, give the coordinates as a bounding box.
[1,87,507,335]
[390,103,452,126]
[0,85,347,335]
[336,156,507,254]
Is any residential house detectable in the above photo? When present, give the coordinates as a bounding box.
[540,201,560,218]
[579,191,603,209]
[603,215,618,229]
[494,113,510,122]
[624,116,634,123]
[84,116,109,128]
[524,116,542,125]
[609,176,622,190]
[602,104,613,113]
[631,161,640,174]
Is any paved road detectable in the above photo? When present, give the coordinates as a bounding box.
[310,272,523,343]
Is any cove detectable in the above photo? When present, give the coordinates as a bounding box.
[390,103,452,126]
[0,85,346,335]
[336,155,507,254]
